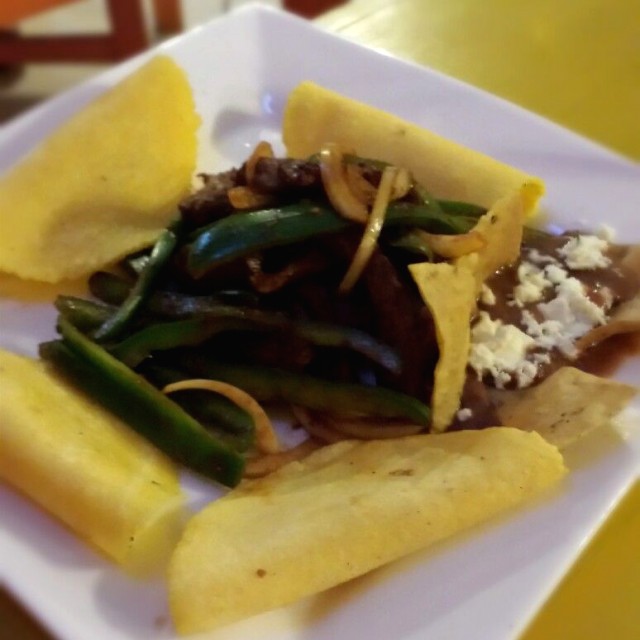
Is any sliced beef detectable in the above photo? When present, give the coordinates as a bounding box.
[179,168,243,226]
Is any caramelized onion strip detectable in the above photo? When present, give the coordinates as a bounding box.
[327,416,424,440]
[244,439,320,478]
[319,143,369,223]
[245,140,274,184]
[339,165,397,293]
[163,379,280,454]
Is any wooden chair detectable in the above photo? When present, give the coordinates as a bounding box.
[0,0,346,65]
[0,0,182,64]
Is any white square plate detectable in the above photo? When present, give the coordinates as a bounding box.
[1,5,639,640]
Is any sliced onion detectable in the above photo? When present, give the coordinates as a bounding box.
[345,163,377,205]
[291,405,345,444]
[319,143,369,223]
[162,379,279,454]
[339,165,397,293]
[391,167,412,200]
[244,439,320,478]
[415,229,487,259]
[227,186,272,210]
[327,416,423,440]
[245,140,274,184]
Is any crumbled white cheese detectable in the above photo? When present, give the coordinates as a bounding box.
[557,234,611,270]
[522,276,608,358]
[543,263,568,285]
[467,236,614,390]
[480,283,496,306]
[469,312,536,389]
[513,261,553,306]
[597,224,616,242]
[456,408,473,422]
[527,248,558,265]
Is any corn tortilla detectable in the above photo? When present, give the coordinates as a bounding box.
[169,428,565,634]
[0,349,186,574]
[0,55,199,283]
[283,81,543,212]
[494,367,638,449]
[409,261,476,432]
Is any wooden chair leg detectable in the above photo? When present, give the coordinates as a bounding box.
[0,0,148,64]
[152,0,183,34]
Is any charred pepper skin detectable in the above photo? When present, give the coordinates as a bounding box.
[92,220,181,342]
[174,355,431,427]
[186,202,481,278]
[41,319,246,488]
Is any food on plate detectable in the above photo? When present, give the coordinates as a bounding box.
[35,83,640,489]
[0,348,186,574]
[0,55,199,283]
[494,367,637,449]
[283,81,544,212]
[0,69,638,635]
[169,427,566,634]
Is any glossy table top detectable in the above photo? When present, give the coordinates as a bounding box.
[318,1,639,639]
[319,0,640,161]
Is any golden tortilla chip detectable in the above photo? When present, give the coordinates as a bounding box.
[283,81,543,212]
[409,261,476,432]
[0,349,186,574]
[0,55,199,283]
[456,184,539,293]
[494,367,638,449]
[169,428,565,634]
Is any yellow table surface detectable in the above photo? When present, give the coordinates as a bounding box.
[319,1,640,638]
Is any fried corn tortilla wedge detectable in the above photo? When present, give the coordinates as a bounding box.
[456,184,534,293]
[0,349,186,574]
[493,367,638,449]
[283,81,543,213]
[410,186,534,432]
[409,262,476,432]
[0,55,199,283]
[169,428,565,634]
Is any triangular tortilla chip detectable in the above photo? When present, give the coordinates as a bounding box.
[169,428,565,634]
[409,261,476,432]
[494,367,638,449]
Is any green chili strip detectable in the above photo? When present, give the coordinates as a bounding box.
[141,363,255,452]
[93,220,180,342]
[42,319,245,487]
[110,307,401,373]
[55,296,115,332]
[186,202,480,277]
[437,199,487,217]
[89,270,260,313]
[174,355,430,426]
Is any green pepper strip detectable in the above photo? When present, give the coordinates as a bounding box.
[109,307,401,373]
[89,271,260,314]
[388,230,436,261]
[187,202,480,278]
[141,363,255,452]
[55,296,115,332]
[41,318,245,487]
[93,220,181,342]
[438,199,487,217]
[174,355,431,426]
